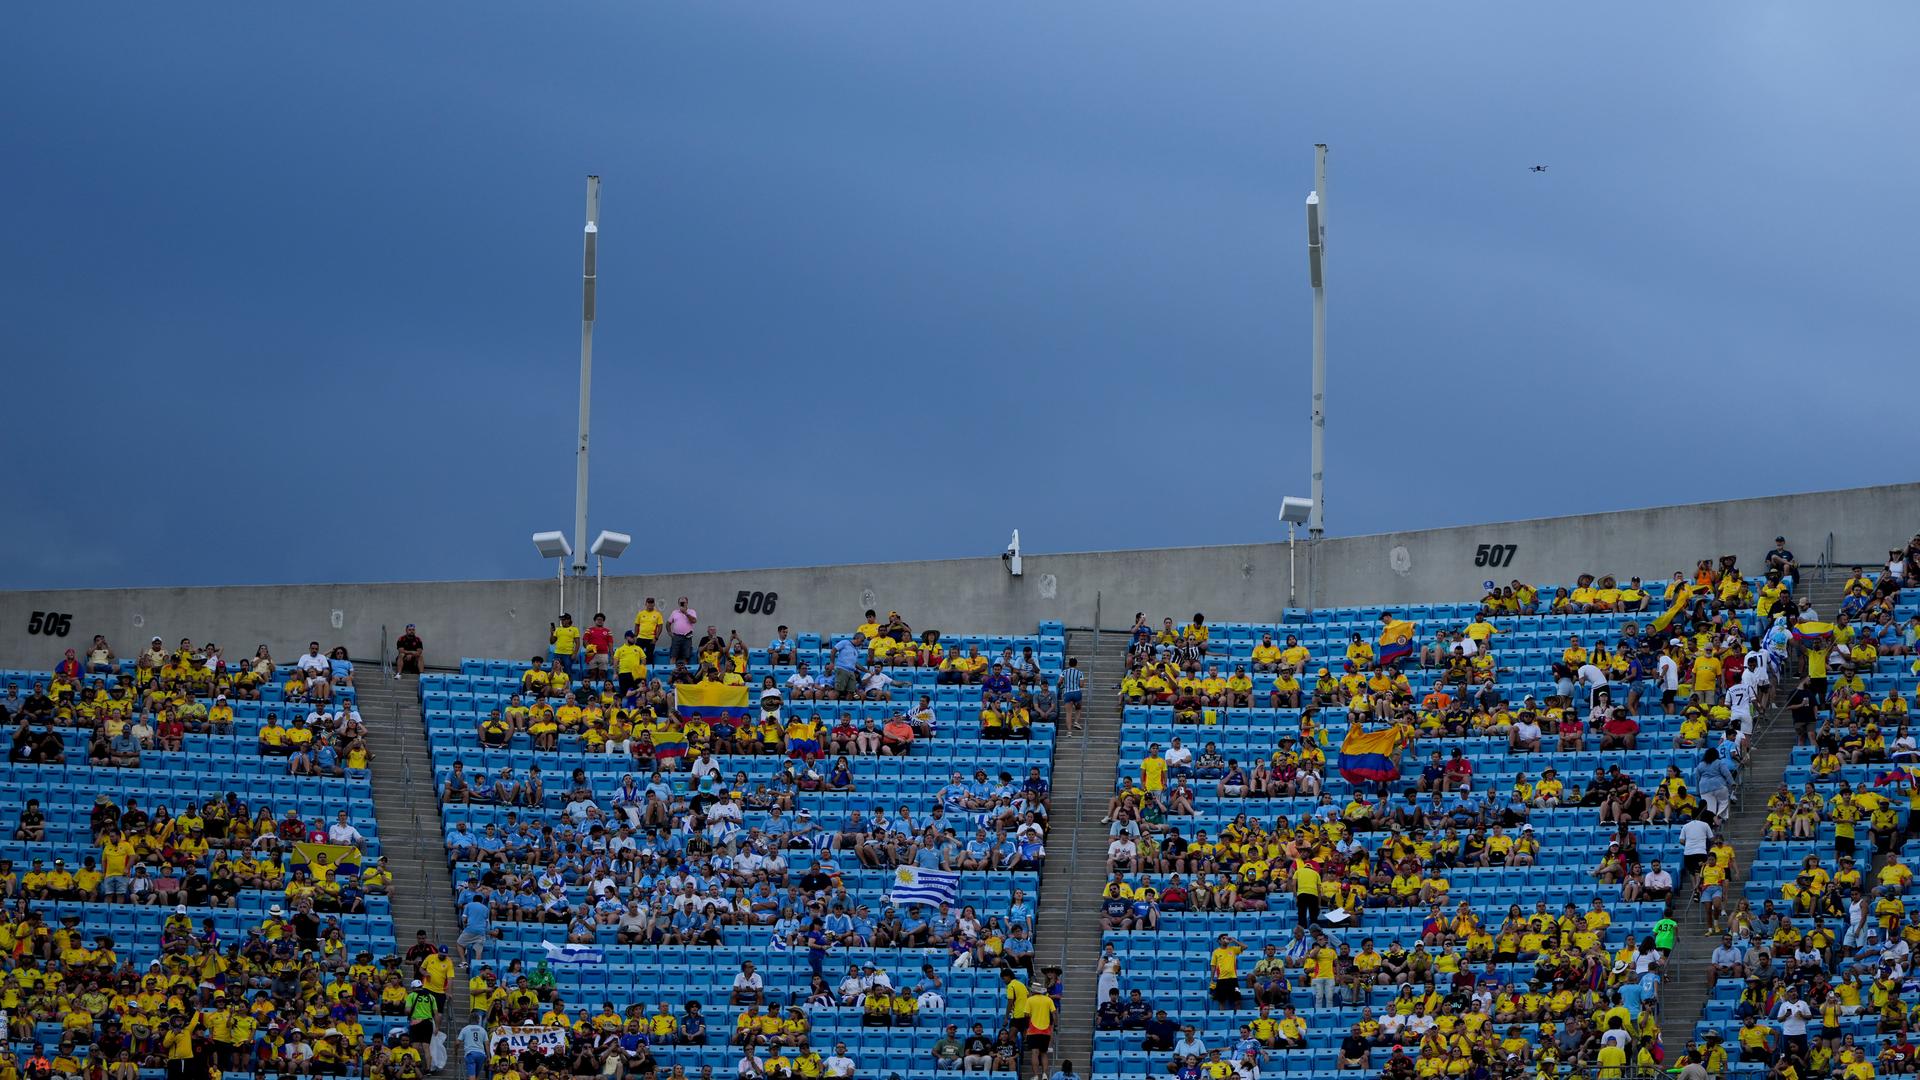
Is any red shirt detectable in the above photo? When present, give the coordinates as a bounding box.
[584,627,614,657]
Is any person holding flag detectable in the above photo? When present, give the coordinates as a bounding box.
[1376,613,1418,668]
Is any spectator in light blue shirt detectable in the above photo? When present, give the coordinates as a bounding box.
[458,1014,489,1080]
[939,774,970,810]
[902,905,931,946]
[1004,926,1034,963]
[1006,893,1033,931]
[930,904,957,941]
[458,893,492,965]
[965,832,992,866]
[830,636,865,698]
[768,627,796,665]
[825,907,854,940]
[447,824,477,861]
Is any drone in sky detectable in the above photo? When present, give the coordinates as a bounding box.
[1529,165,1549,173]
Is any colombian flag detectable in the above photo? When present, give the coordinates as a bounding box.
[675,682,753,728]
[1338,723,1409,785]
[653,726,688,762]
[1377,619,1417,667]
[1791,621,1834,644]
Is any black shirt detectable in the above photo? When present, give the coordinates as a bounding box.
[964,1035,993,1056]
[1789,686,1818,725]
[397,634,423,652]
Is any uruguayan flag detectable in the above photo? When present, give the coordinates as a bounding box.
[890,866,960,907]
[542,941,605,965]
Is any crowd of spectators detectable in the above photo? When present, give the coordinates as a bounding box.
[1090,536,1904,1079]
[445,602,1066,1079]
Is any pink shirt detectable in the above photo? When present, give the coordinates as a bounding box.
[667,607,698,636]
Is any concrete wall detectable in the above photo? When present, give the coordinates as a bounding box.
[2,483,1911,670]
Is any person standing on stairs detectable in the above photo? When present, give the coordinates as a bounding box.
[1693,752,1735,825]
[458,888,493,970]
[1059,658,1084,732]
[457,1012,488,1080]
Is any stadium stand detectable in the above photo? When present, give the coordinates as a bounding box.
[1692,536,1920,1080]
[422,610,1068,1079]
[3,528,1914,1080]
[1084,544,1855,1080]
[0,636,400,1078]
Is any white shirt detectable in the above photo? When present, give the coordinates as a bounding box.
[862,671,893,693]
[823,1055,855,1078]
[732,971,763,991]
[1165,745,1193,767]
[1577,663,1608,689]
[1513,720,1541,742]
[1725,683,1755,725]
[297,652,329,675]
[1680,819,1712,856]
[1643,869,1673,891]
[786,671,817,692]
[1775,998,1812,1036]
[327,823,364,846]
[1658,655,1680,691]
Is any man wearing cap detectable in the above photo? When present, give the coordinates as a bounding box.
[404,978,439,1055]
[392,624,425,679]
[421,943,455,1013]
[137,637,167,687]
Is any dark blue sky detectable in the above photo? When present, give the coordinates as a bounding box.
[5,3,1914,588]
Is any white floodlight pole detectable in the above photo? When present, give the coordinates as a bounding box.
[573,176,600,575]
[1306,144,1327,540]
[1289,522,1298,606]
[590,531,631,614]
[533,532,574,617]
[1279,497,1312,610]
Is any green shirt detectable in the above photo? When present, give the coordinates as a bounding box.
[406,992,438,1022]
[1653,918,1678,951]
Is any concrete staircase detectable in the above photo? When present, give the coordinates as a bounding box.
[1660,575,1846,1041]
[356,671,471,1071]
[1035,629,1127,1069]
